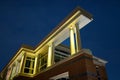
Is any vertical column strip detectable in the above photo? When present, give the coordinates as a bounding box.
[34,56,38,74]
[20,52,26,73]
[74,23,82,52]
[47,43,54,67]
[70,26,76,55]
[19,54,24,73]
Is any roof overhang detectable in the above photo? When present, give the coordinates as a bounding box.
[35,7,93,53]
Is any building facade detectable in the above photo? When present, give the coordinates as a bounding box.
[0,7,108,80]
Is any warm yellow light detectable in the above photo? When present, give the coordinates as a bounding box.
[47,44,54,67]
[19,56,24,73]
[74,24,81,52]
[34,56,38,74]
[70,27,76,55]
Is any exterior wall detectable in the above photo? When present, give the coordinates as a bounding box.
[95,65,108,80]
[93,57,108,80]
[14,52,100,80]
[34,52,97,80]
[1,49,108,80]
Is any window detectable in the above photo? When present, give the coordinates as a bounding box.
[39,53,48,71]
[24,57,35,74]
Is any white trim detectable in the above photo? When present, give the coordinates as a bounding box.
[93,56,108,66]
[93,56,108,64]
[50,72,69,80]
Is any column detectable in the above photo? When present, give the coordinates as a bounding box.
[69,26,76,55]
[19,53,26,73]
[18,56,23,73]
[15,61,19,75]
[34,56,38,74]
[47,43,54,67]
[74,23,82,52]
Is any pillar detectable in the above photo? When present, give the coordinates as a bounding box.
[34,56,38,74]
[47,43,54,67]
[74,23,82,52]
[19,53,26,73]
[15,61,20,75]
[69,26,76,55]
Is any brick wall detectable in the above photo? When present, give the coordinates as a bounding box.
[14,52,107,80]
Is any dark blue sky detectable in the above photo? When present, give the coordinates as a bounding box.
[0,0,120,80]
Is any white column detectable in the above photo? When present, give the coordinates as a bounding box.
[47,43,54,67]
[74,23,82,52]
[19,55,23,73]
[69,26,76,55]
[15,61,19,75]
[34,56,38,74]
[19,53,26,73]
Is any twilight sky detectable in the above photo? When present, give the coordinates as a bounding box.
[0,0,120,80]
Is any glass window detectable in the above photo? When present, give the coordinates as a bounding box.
[24,57,35,74]
[25,60,31,67]
[39,53,48,71]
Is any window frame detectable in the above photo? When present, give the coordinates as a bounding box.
[24,56,35,74]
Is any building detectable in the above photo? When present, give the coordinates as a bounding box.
[0,7,108,80]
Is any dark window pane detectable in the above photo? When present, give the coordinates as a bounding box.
[45,57,47,63]
[39,53,47,71]
[40,64,47,71]
[24,68,29,73]
[32,61,35,68]
[41,58,44,65]
[31,70,34,74]
[25,60,31,67]
[32,58,35,60]
[27,57,31,59]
